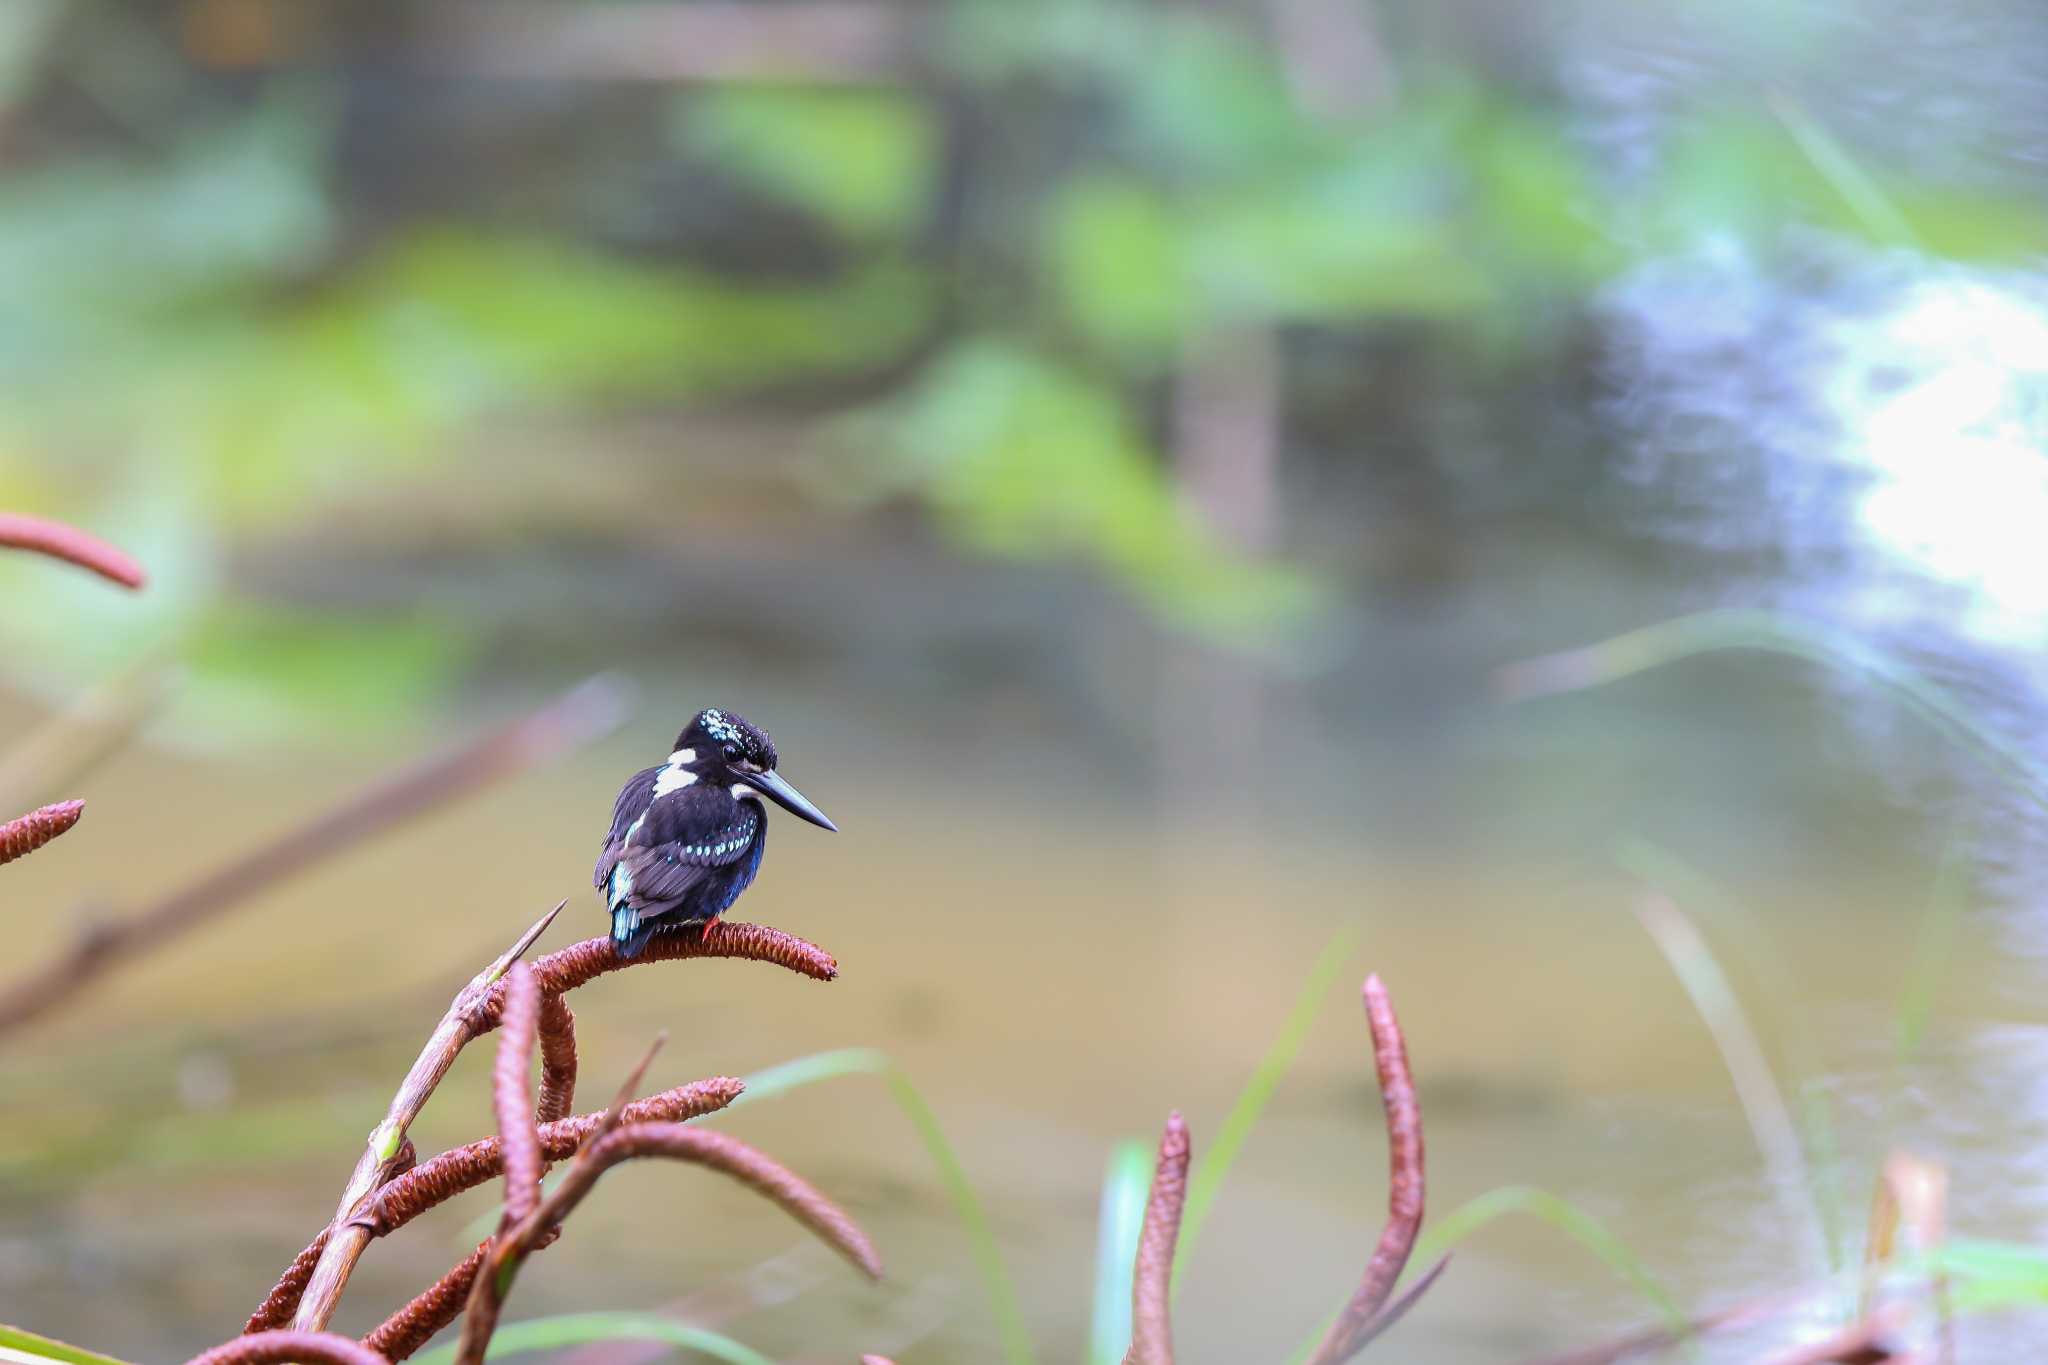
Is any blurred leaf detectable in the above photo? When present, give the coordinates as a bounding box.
[837,339,1326,647]
[680,86,936,238]
[183,604,477,729]
[1188,186,1492,321]
[0,90,332,384]
[1118,16,1308,177]
[1046,176,1191,359]
[0,1325,135,1365]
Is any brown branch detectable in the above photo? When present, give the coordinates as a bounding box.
[286,918,827,1331]
[1305,974,1429,1365]
[493,963,543,1227]
[352,1078,743,1239]
[0,512,146,588]
[367,1239,486,1362]
[1123,1111,1190,1365]
[475,920,840,1022]
[455,1120,883,1365]
[536,993,578,1123]
[181,1329,385,1365]
[246,1232,330,1334]
[290,903,563,1332]
[0,799,82,866]
[0,674,631,1039]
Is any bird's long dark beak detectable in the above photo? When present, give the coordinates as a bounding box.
[742,769,838,831]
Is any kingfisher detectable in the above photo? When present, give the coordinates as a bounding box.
[594,708,836,957]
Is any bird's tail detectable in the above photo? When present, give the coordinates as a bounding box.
[610,902,649,958]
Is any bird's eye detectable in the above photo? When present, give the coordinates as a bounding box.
[722,743,743,763]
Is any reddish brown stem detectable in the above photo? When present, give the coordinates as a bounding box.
[181,1329,384,1365]
[355,1078,743,1238]
[290,904,564,1332]
[0,675,630,1040]
[1123,1112,1190,1365]
[492,963,542,1227]
[369,1241,484,1361]
[0,513,146,588]
[0,799,82,867]
[454,1119,882,1365]
[1305,974,1428,1365]
[288,920,826,1331]
[245,1230,330,1334]
[250,1081,736,1335]
[536,993,578,1123]
[473,921,839,1023]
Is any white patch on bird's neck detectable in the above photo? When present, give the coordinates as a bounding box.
[668,748,695,766]
[653,759,699,797]
[731,783,762,804]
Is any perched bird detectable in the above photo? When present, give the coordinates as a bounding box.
[595,708,836,957]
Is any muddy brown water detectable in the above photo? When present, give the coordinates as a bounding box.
[0,660,2035,1363]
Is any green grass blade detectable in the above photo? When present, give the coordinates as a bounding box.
[727,1047,895,1105]
[1631,890,1827,1281]
[411,1311,775,1365]
[1417,1186,1687,1330]
[1768,93,1919,247]
[1930,1239,2048,1312]
[1616,839,1845,1275]
[1088,1139,1154,1365]
[727,1048,1036,1365]
[1499,608,2048,816]
[0,1325,136,1365]
[1896,831,1969,1065]
[1173,925,1359,1285]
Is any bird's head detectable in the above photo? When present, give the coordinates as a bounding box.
[672,708,836,831]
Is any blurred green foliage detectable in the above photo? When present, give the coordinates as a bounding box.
[3,2,2045,731]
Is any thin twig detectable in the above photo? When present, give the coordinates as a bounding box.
[0,674,631,1039]
[493,963,543,1227]
[181,1329,385,1365]
[291,903,564,1332]
[0,512,146,588]
[453,1119,882,1365]
[536,993,578,1123]
[0,799,83,867]
[1124,1111,1190,1365]
[1306,974,1429,1365]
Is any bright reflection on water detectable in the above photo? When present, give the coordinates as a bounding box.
[1604,235,2048,1356]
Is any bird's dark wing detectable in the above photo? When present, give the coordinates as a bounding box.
[617,789,762,910]
[594,765,661,891]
